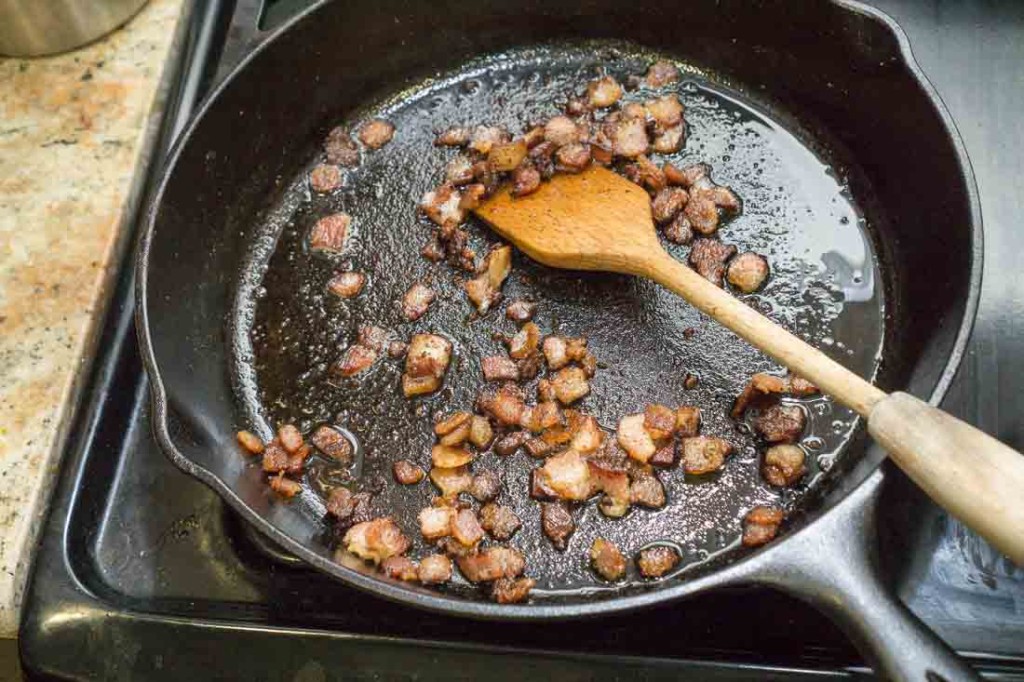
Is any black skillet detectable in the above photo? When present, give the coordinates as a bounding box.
[136,0,982,678]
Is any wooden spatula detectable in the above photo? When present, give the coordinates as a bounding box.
[475,165,1024,565]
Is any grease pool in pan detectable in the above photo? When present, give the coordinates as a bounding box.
[234,45,885,597]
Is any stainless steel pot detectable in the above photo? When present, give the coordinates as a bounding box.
[0,0,149,57]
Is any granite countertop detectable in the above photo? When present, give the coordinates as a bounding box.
[0,0,190,637]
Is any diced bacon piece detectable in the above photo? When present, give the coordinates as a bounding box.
[477,383,527,426]
[309,163,342,193]
[551,366,590,405]
[541,502,575,550]
[439,420,471,447]
[392,459,425,485]
[482,355,519,381]
[511,163,542,197]
[469,125,510,155]
[387,340,408,358]
[538,449,593,501]
[689,238,737,286]
[542,336,569,370]
[269,474,302,498]
[277,424,302,453]
[524,437,554,458]
[465,245,512,313]
[402,375,441,397]
[492,577,535,604]
[358,119,395,149]
[680,436,733,474]
[451,508,485,547]
[509,322,540,359]
[675,406,701,438]
[586,76,623,108]
[763,444,807,487]
[571,415,604,454]
[554,143,592,173]
[236,430,264,455]
[591,538,627,581]
[645,94,683,128]
[456,546,526,583]
[469,469,501,502]
[488,140,528,171]
[429,465,472,498]
[663,162,687,186]
[405,333,452,379]
[357,325,390,352]
[381,556,419,581]
[629,466,666,508]
[732,373,789,417]
[544,115,583,147]
[419,506,455,541]
[327,271,365,298]
[651,188,688,225]
[588,457,630,517]
[617,414,657,463]
[469,416,494,449]
[523,125,546,148]
[261,439,289,473]
[434,411,471,436]
[650,443,675,468]
[309,213,351,253]
[520,400,563,434]
[284,443,311,476]
[479,503,521,540]
[754,404,806,443]
[431,444,474,468]
[334,344,378,377]
[418,554,453,584]
[684,192,721,236]
[401,282,436,321]
[324,127,360,166]
[325,488,371,525]
[644,60,680,88]
[743,507,785,547]
[503,301,535,325]
[435,126,471,147]
[343,518,410,564]
[643,404,676,441]
[494,430,529,456]
[609,114,649,158]
[637,545,680,578]
[652,124,684,154]
[444,154,475,185]
[420,185,464,227]
[458,183,487,211]
[664,213,693,244]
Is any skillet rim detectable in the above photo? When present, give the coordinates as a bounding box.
[134,0,984,620]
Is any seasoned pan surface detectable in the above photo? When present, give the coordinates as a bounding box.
[233,44,887,599]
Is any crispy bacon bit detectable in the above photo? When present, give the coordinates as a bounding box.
[689,238,737,286]
[645,60,680,88]
[386,341,408,359]
[334,343,378,377]
[456,546,526,583]
[629,466,666,508]
[609,114,649,159]
[309,163,342,193]
[542,336,569,370]
[420,234,445,262]
[636,545,680,578]
[382,556,419,581]
[732,373,819,418]
[763,444,807,487]
[664,213,693,245]
[419,505,455,540]
[754,404,807,443]
[324,127,360,166]
[478,383,527,426]
[356,325,389,352]
[643,404,676,441]
[675,406,701,438]
[309,213,351,253]
[418,554,453,584]
[434,411,471,436]
[788,375,819,396]
[523,126,546,148]
[466,470,500,503]
[743,506,784,547]
[511,163,542,197]
[524,437,554,458]
[651,188,688,225]
[481,355,519,382]
[646,94,683,127]
[586,75,623,108]
[269,474,302,498]
[469,125,510,155]
[458,182,487,212]
[439,420,471,447]
[554,143,592,173]
[326,487,371,525]
[489,140,528,171]
[570,415,604,454]
[663,162,687,186]
[591,538,627,581]
[685,194,720,235]
[537,378,556,403]
[465,245,512,313]
[508,322,541,359]
[520,400,563,434]
[680,436,733,474]
[236,430,264,455]
[402,375,441,397]
[343,518,411,564]
[650,444,675,468]
[401,282,436,322]
[432,444,474,468]
[285,443,311,476]
[451,508,485,547]
[727,252,770,293]
[429,465,472,498]
[261,439,289,473]
[551,366,591,405]
[468,416,494,449]
[565,96,590,116]
[327,271,366,299]
[479,503,522,540]
[588,457,630,517]
[404,333,452,392]
[652,124,684,154]
[420,185,464,227]
[541,502,574,550]
[544,115,583,147]
[492,577,535,604]
[358,119,395,149]
[677,163,710,188]
[617,413,657,463]
[537,449,593,501]
[494,430,529,456]
[393,459,425,485]
[505,299,537,323]
[435,126,471,147]
[444,154,475,185]
[624,155,667,193]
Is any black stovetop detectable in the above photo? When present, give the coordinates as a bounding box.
[19,0,1024,679]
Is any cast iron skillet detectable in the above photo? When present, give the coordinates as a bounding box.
[136,0,982,678]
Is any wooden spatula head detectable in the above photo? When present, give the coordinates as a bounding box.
[474,166,661,275]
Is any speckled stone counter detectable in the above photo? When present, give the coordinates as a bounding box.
[0,0,189,637]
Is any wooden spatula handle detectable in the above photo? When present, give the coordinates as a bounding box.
[645,251,1024,565]
[869,393,1024,565]
[642,251,887,416]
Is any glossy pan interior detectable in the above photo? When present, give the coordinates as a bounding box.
[137,0,979,625]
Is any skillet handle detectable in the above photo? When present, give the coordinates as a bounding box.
[751,470,980,681]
